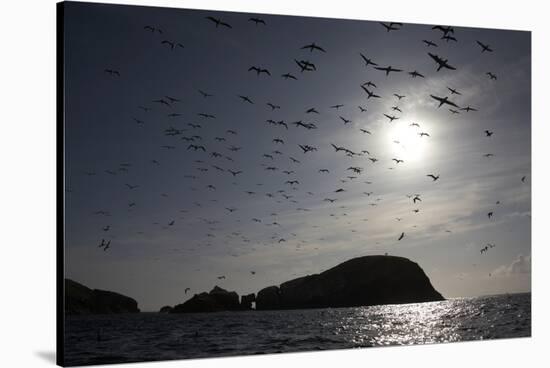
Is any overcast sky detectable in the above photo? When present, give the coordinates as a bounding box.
[63,1,531,311]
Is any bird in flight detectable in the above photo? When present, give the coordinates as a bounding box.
[306,107,319,114]
[394,93,405,100]
[447,87,461,95]
[206,16,232,28]
[408,70,425,78]
[144,25,162,34]
[374,65,403,76]
[238,95,254,104]
[248,17,266,25]
[198,90,213,98]
[359,53,378,67]
[104,69,120,76]
[185,287,191,294]
[398,232,405,241]
[281,73,298,80]
[441,34,457,42]
[248,66,271,76]
[98,239,111,251]
[188,144,206,152]
[432,25,454,36]
[476,40,493,53]
[347,166,363,174]
[485,130,494,137]
[423,40,437,47]
[298,144,317,153]
[152,98,171,107]
[427,174,440,181]
[487,72,497,80]
[161,40,184,50]
[362,86,381,99]
[428,53,456,71]
[295,59,316,72]
[340,116,352,124]
[301,42,326,53]
[228,170,243,177]
[430,95,460,108]
[384,114,399,123]
[461,106,478,112]
[380,22,402,32]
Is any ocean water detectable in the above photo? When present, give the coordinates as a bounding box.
[64,293,531,366]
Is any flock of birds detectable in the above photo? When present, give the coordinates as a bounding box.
[68,13,530,294]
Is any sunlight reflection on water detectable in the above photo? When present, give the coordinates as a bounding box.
[65,293,530,366]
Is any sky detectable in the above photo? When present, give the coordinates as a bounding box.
[63,1,531,312]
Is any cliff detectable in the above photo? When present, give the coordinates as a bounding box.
[256,255,443,310]
[65,279,140,315]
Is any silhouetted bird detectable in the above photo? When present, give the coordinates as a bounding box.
[249,17,266,25]
[104,69,120,76]
[206,16,232,28]
[359,53,378,67]
[476,40,493,53]
[423,40,438,47]
[428,53,456,71]
[301,42,326,52]
[487,72,497,80]
[374,65,403,76]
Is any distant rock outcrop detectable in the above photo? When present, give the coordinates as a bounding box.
[65,279,140,315]
[256,286,281,310]
[159,306,173,313]
[240,293,256,309]
[256,255,443,310]
[171,286,240,313]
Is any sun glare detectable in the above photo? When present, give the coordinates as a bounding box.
[387,120,429,163]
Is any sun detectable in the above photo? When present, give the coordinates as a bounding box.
[387,120,429,163]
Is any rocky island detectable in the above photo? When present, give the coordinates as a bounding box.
[167,255,443,313]
[64,278,140,315]
[256,255,443,310]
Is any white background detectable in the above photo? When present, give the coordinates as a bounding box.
[0,0,548,367]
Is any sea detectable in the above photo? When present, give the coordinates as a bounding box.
[64,293,531,366]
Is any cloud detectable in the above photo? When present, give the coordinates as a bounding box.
[493,254,531,277]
